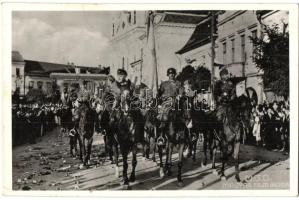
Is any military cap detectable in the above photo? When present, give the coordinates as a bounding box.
[167,68,177,76]
[220,68,229,77]
[117,69,127,76]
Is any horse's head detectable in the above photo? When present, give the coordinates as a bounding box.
[120,90,131,116]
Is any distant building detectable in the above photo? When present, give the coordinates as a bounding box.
[176,10,289,104]
[215,10,264,104]
[108,11,209,86]
[12,51,25,96]
[12,51,109,100]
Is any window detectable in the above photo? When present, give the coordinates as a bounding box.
[231,39,235,63]
[133,11,136,24]
[252,30,257,39]
[241,35,246,62]
[251,30,257,49]
[16,68,20,78]
[223,42,227,65]
[122,57,125,69]
[112,23,115,36]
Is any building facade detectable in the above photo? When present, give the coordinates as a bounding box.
[108,11,209,86]
[215,10,263,104]
[12,51,26,96]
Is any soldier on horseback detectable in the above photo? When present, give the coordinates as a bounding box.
[157,68,183,125]
[116,69,135,95]
[214,68,240,141]
[211,67,251,182]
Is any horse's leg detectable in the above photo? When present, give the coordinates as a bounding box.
[166,142,173,176]
[233,141,241,182]
[220,141,228,180]
[158,140,164,178]
[129,144,137,182]
[69,136,74,157]
[77,134,83,161]
[203,132,208,166]
[145,134,150,159]
[86,137,93,165]
[192,137,197,162]
[187,129,192,158]
[177,143,184,187]
[74,134,79,157]
[151,137,156,162]
[113,144,119,178]
[121,149,129,188]
[212,139,218,175]
[81,136,87,166]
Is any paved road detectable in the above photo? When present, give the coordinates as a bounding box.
[12,127,289,190]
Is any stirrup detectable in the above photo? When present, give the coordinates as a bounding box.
[69,128,76,137]
[157,136,165,146]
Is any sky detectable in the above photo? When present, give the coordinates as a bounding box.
[12,11,117,67]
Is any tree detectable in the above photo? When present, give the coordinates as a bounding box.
[177,65,211,92]
[250,23,289,98]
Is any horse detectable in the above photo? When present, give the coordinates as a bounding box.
[158,96,191,186]
[94,98,116,163]
[208,94,252,181]
[183,96,202,163]
[77,101,97,166]
[109,91,144,188]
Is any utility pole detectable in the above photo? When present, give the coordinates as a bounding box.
[210,11,216,108]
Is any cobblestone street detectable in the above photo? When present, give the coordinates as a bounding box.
[12,127,289,190]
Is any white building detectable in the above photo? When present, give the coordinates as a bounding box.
[108,11,209,86]
[12,51,25,96]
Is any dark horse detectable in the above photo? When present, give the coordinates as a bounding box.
[94,98,117,164]
[207,95,252,181]
[77,102,97,166]
[159,97,191,186]
[109,92,144,188]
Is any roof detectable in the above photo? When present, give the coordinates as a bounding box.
[12,51,24,62]
[176,18,212,54]
[50,73,107,81]
[256,10,272,17]
[24,60,75,76]
[24,60,109,77]
[157,10,210,24]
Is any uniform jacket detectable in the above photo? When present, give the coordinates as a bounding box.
[158,79,183,101]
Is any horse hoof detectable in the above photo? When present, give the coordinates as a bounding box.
[79,164,84,170]
[159,167,165,178]
[220,175,227,181]
[235,175,241,182]
[115,166,119,178]
[122,184,130,190]
[212,169,218,175]
[177,181,184,187]
[129,175,136,182]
